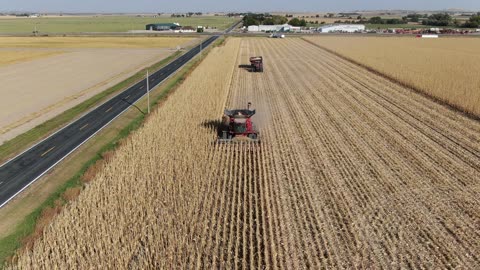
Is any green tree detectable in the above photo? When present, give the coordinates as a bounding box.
[289,18,300,26]
[272,15,288,25]
[289,18,307,27]
[422,13,452,26]
[243,13,288,26]
[263,18,274,25]
[243,16,259,27]
[385,18,405,24]
[404,14,422,22]
[368,16,384,24]
[463,14,480,28]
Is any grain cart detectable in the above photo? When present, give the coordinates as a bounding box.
[218,102,260,143]
[249,56,264,72]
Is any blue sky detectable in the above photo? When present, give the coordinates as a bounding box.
[1,0,479,13]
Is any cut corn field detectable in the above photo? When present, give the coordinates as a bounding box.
[9,38,480,269]
[303,36,480,116]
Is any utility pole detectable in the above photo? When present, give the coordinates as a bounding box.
[146,70,150,114]
[200,40,202,55]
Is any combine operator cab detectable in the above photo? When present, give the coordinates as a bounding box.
[249,56,263,72]
[218,102,260,143]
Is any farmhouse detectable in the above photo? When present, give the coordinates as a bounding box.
[317,24,365,33]
[146,23,181,31]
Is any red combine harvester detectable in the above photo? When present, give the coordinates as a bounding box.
[218,102,260,143]
[249,56,263,72]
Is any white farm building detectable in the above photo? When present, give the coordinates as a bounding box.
[248,24,293,32]
[317,24,365,33]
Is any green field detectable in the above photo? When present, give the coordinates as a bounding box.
[0,16,236,34]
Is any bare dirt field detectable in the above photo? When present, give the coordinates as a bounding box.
[9,38,480,268]
[304,36,480,116]
[0,37,194,144]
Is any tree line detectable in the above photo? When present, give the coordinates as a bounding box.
[242,14,307,27]
[241,12,480,28]
[171,12,203,18]
[362,13,480,27]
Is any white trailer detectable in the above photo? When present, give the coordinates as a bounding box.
[421,34,439,38]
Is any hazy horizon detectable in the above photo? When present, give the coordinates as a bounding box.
[0,0,479,13]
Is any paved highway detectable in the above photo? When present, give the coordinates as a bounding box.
[0,35,222,208]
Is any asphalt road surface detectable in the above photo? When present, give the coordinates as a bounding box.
[0,35,221,208]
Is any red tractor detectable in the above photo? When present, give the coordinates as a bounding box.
[218,102,260,143]
[250,56,263,72]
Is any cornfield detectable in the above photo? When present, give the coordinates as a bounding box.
[304,36,480,116]
[10,38,480,269]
